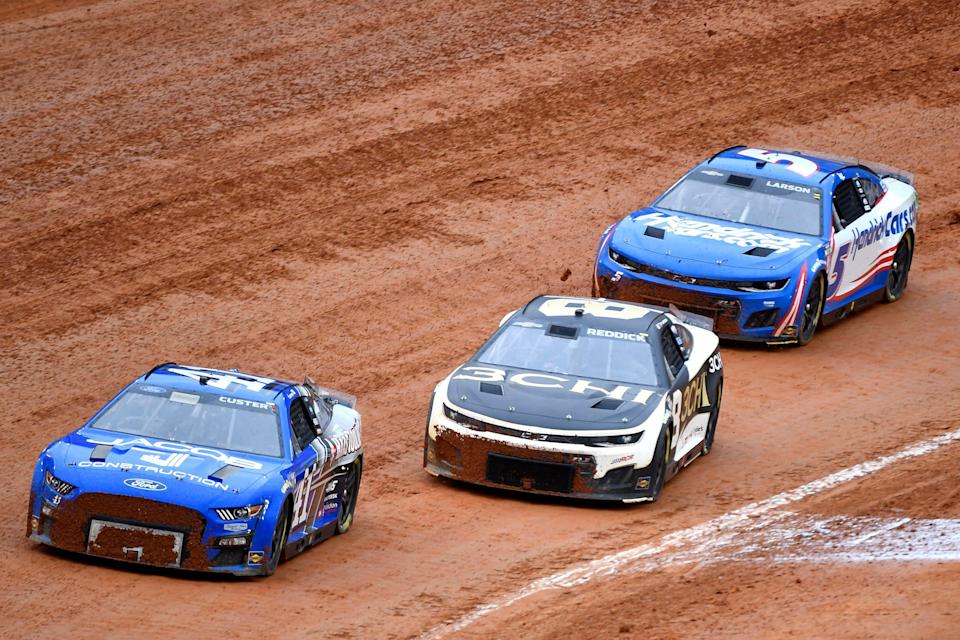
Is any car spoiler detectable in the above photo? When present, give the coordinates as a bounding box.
[303,376,357,409]
[862,161,914,186]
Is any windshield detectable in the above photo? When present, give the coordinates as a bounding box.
[656,169,823,235]
[477,323,659,386]
[90,385,283,457]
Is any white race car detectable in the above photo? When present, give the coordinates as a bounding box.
[424,296,723,502]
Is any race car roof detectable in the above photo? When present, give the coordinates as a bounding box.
[519,295,669,334]
[705,146,851,186]
[139,363,296,402]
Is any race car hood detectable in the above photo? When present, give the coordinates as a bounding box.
[613,207,818,275]
[446,364,663,431]
[54,428,284,507]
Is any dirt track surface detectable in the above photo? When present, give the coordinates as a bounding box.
[2,1,960,638]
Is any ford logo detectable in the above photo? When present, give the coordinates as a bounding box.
[124,478,167,492]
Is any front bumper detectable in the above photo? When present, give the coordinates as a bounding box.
[425,421,660,503]
[594,255,800,343]
[27,490,269,576]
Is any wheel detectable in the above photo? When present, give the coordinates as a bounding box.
[796,273,825,346]
[264,503,290,576]
[336,458,362,535]
[701,380,722,456]
[884,236,913,302]
[649,425,671,502]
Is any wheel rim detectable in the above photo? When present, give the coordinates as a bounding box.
[887,243,909,297]
[338,464,359,528]
[654,429,670,491]
[799,277,823,342]
[270,509,288,566]
[704,383,722,452]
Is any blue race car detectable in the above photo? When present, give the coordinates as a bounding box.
[593,146,918,345]
[27,364,363,576]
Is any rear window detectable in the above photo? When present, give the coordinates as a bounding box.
[90,385,282,457]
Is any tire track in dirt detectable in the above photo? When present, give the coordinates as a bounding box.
[4,0,957,349]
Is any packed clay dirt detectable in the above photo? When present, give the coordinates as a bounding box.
[2,1,960,638]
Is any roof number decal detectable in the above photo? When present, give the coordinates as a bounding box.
[737,148,819,178]
[538,298,651,320]
[167,366,276,393]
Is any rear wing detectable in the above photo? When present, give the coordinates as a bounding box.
[862,161,914,186]
[303,376,357,409]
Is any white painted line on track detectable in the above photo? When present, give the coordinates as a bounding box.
[848,516,912,546]
[419,427,960,640]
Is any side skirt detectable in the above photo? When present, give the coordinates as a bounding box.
[665,448,703,483]
[822,288,885,327]
[285,521,337,560]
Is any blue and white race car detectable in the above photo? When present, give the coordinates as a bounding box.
[594,146,918,345]
[27,364,363,576]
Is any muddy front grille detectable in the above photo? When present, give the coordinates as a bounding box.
[49,492,209,570]
[601,277,742,335]
[87,519,185,567]
[486,454,575,493]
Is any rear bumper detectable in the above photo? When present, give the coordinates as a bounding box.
[594,256,800,343]
[425,425,660,503]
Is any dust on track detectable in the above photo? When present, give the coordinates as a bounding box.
[1,0,959,638]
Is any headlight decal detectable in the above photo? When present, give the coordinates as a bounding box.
[215,504,264,521]
[45,471,75,496]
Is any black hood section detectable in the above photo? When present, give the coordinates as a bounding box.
[447,365,664,431]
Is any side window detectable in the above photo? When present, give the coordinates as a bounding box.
[832,178,868,228]
[310,396,333,433]
[674,324,694,357]
[660,327,685,379]
[861,177,883,208]
[289,398,315,453]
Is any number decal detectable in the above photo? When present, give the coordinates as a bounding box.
[291,463,327,528]
[708,353,723,374]
[291,466,316,528]
[826,241,851,300]
[537,298,651,320]
[167,366,276,392]
[669,389,683,458]
[737,148,819,178]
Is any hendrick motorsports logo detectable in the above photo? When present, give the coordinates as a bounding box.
[635,212,812,253]
[123,477,167,492]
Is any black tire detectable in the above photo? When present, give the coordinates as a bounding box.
[884,236,913,302]
[649,425,671,502]
[702,380,722,456]
[264,503,290,576]
[336,458,362,535]
[796,273,826,346]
